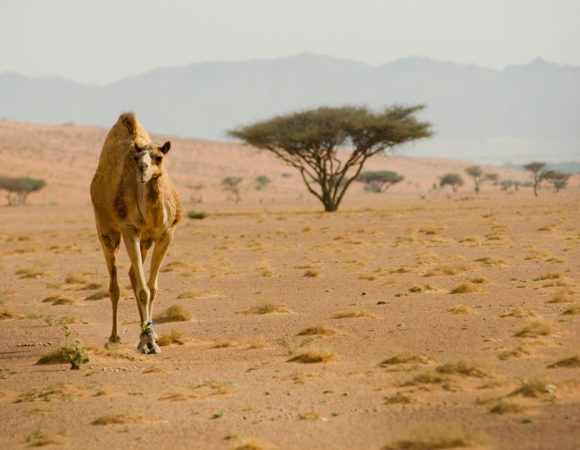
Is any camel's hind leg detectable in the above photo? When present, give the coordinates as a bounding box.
[98,230,121,345]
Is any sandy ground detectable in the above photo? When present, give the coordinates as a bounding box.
[0,121,579,450]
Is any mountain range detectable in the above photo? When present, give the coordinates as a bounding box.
[1,53,579,163]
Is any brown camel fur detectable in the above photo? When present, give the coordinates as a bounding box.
[90,112,182,353]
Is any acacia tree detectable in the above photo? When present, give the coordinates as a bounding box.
[221,176,243,203]
[440,173,464,192]
[228,106,432,212]
[356,171,404,193]
[540,170,571,193]
[0,176,46,205]
[465,166,483,193]
[523,161,546,197]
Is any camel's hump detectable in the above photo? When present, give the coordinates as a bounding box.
[117,112,138,136]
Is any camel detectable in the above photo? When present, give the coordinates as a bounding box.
[90,112,182,354]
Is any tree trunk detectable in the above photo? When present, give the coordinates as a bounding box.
[323,201,338,212]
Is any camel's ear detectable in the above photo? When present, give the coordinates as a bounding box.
[160,141,171,154]
[135,142,145,153]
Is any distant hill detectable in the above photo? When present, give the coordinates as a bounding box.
[1,53,579,163]
[503,161,580,173]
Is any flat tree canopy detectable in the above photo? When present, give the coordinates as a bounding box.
[357,170,404,193]
[228,105,432,211]
[440,173,464,192]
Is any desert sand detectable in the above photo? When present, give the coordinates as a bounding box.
[0,120,579,450]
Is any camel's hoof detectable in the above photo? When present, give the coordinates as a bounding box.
[105,338,121,349]
[147,343,161,354]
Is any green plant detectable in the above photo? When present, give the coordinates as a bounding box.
[187,210,207,220]
[255,175,271,190]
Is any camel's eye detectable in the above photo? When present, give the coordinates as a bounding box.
[134,156,139,161]
[155,156,163,163]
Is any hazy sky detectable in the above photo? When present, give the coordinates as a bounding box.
[0,0,578,85]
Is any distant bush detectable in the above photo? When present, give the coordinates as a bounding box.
[439,173,464,192]
[255,175,271,191]
[523,161,546,197]
[0,176,46,205]
[356,171,404,193]
[187,210,207,220]
[221,176,243,203]
[540,170,571,193]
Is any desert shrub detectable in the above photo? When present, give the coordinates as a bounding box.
[439,173,464,192]
[187,210,207,220]
[255,175,271,190]
[221,176,243,203]
[356,170,404,193]
[540,170,571,193]
[0,176,46,205]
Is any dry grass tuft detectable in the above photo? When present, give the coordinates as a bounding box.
[498,342,540,360]
[562,304,580,315]
[424,264,469,277]
[448,305,473,315]
[548,355,580,368]
[474,256,507,267]
[509,377,556,398]
[243,303,290,315]
[84,290,108,301]
[41,295,77,306]
[533,272,561,281]
[436,361,489,378]
[64,272,87,284]
[16,383,85,403]
[514,320,557,338]
[143,366,168,374]
[158,389,200,401]
[303,268,320,278]
[548,288,575,304]
[384,392,417,404]
[298,410,320,420]
[153,304,193,323]
[25,430,66,447]
[500,308,537,318]
[449,282,480,294]
[231,438,273,450]
[288,350,336,363]
[469,276,488,284]
[15,268,46,279]
[408,284,436,293]
[379,352,434,367]
[0,305,18,320]
[489,397,534,414]
[157,329,188,347]
[297,326,337,336]
[91,412,156,425]
[256,261,278,277]
[382,426,487,450]
[402,371,451,386]
[332,310,376,319]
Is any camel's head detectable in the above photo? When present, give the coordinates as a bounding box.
[133,141,171,183]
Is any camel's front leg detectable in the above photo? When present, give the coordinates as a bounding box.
[147,230,174,319]
[121,227,153,354]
